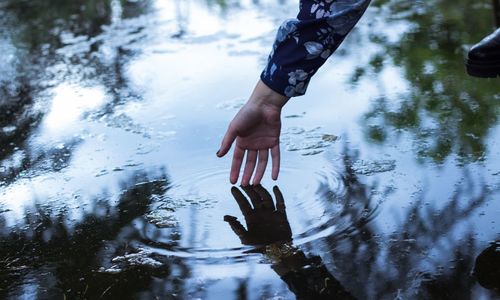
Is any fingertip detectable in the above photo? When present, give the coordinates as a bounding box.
[224,215,237,222]
[217,148,229,157]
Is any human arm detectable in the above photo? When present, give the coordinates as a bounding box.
[217,0,371,185]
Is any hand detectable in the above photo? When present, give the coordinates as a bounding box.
[217,80,288,185]
[224,185,292,246]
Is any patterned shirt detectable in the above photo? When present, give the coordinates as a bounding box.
[261,0,371,97]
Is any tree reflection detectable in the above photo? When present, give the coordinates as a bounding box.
[0,169,195,299]
[358,0,500,164]
[315,145,498,299]
[494,0,500,27]
[0,0,152,187]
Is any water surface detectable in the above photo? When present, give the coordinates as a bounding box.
[1,0,500,299]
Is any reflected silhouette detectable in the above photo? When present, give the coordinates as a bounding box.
[225,185,355,300]
[224,186,291,246]
[474,241,500,293]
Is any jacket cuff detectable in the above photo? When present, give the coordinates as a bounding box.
[260,61,313,98]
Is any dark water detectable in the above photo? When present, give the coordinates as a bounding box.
[1,0,500,299]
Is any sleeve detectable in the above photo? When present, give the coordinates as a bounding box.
[260,0,371,97]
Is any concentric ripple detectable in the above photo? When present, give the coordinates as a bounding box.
[131,159,381,263]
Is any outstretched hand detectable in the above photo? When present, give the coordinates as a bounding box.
[224,185,292,246]
[217,80,288,185]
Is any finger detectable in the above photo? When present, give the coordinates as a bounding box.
[273,186,286,212]
[217,125,237,157]
[230,146,245,184]
[242,185,262,210]
[271,144,280,180]
[241,150,257,186]
[223,215,247,238]
[252,150,268,185]
[253,185,275,210]
[231,186,252,216]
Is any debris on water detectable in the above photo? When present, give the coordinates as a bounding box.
[136,143,158,155]
[155,194,216,210]
[352,159,396,175]
[123,161,143,168]
[98,113,151,138]
[301,150,324,156]
[145,209,178,228]
[95,169,109,177]
[322,134,337,142]
[216,98,246,110]
[99,248,164,274]
[2,125,16,134]
[284,112,306,118]
[281,127,338,155]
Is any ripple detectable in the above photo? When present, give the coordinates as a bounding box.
[132,161,379,262]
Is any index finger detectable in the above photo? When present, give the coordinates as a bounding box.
[231,187,253,216]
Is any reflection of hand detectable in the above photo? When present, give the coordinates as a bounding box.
[224,185,292,246]
[217,80,288,186]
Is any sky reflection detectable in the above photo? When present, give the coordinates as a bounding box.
[0,0,499,298]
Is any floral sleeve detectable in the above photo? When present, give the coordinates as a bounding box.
[261,0,371,97]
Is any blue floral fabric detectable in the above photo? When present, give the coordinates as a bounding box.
[261,0,371,97]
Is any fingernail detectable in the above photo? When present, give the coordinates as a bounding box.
[216,150,220,156]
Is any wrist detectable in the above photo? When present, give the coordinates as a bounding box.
[248,80,289,110]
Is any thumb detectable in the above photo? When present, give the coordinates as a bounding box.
[224,215,248,238]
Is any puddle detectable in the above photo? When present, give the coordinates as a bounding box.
[0,0,499,299]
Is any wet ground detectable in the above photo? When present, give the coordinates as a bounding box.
[1,0,500,299]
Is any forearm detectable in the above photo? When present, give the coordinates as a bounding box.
[265,242,355,299]
[262,0,371,97]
